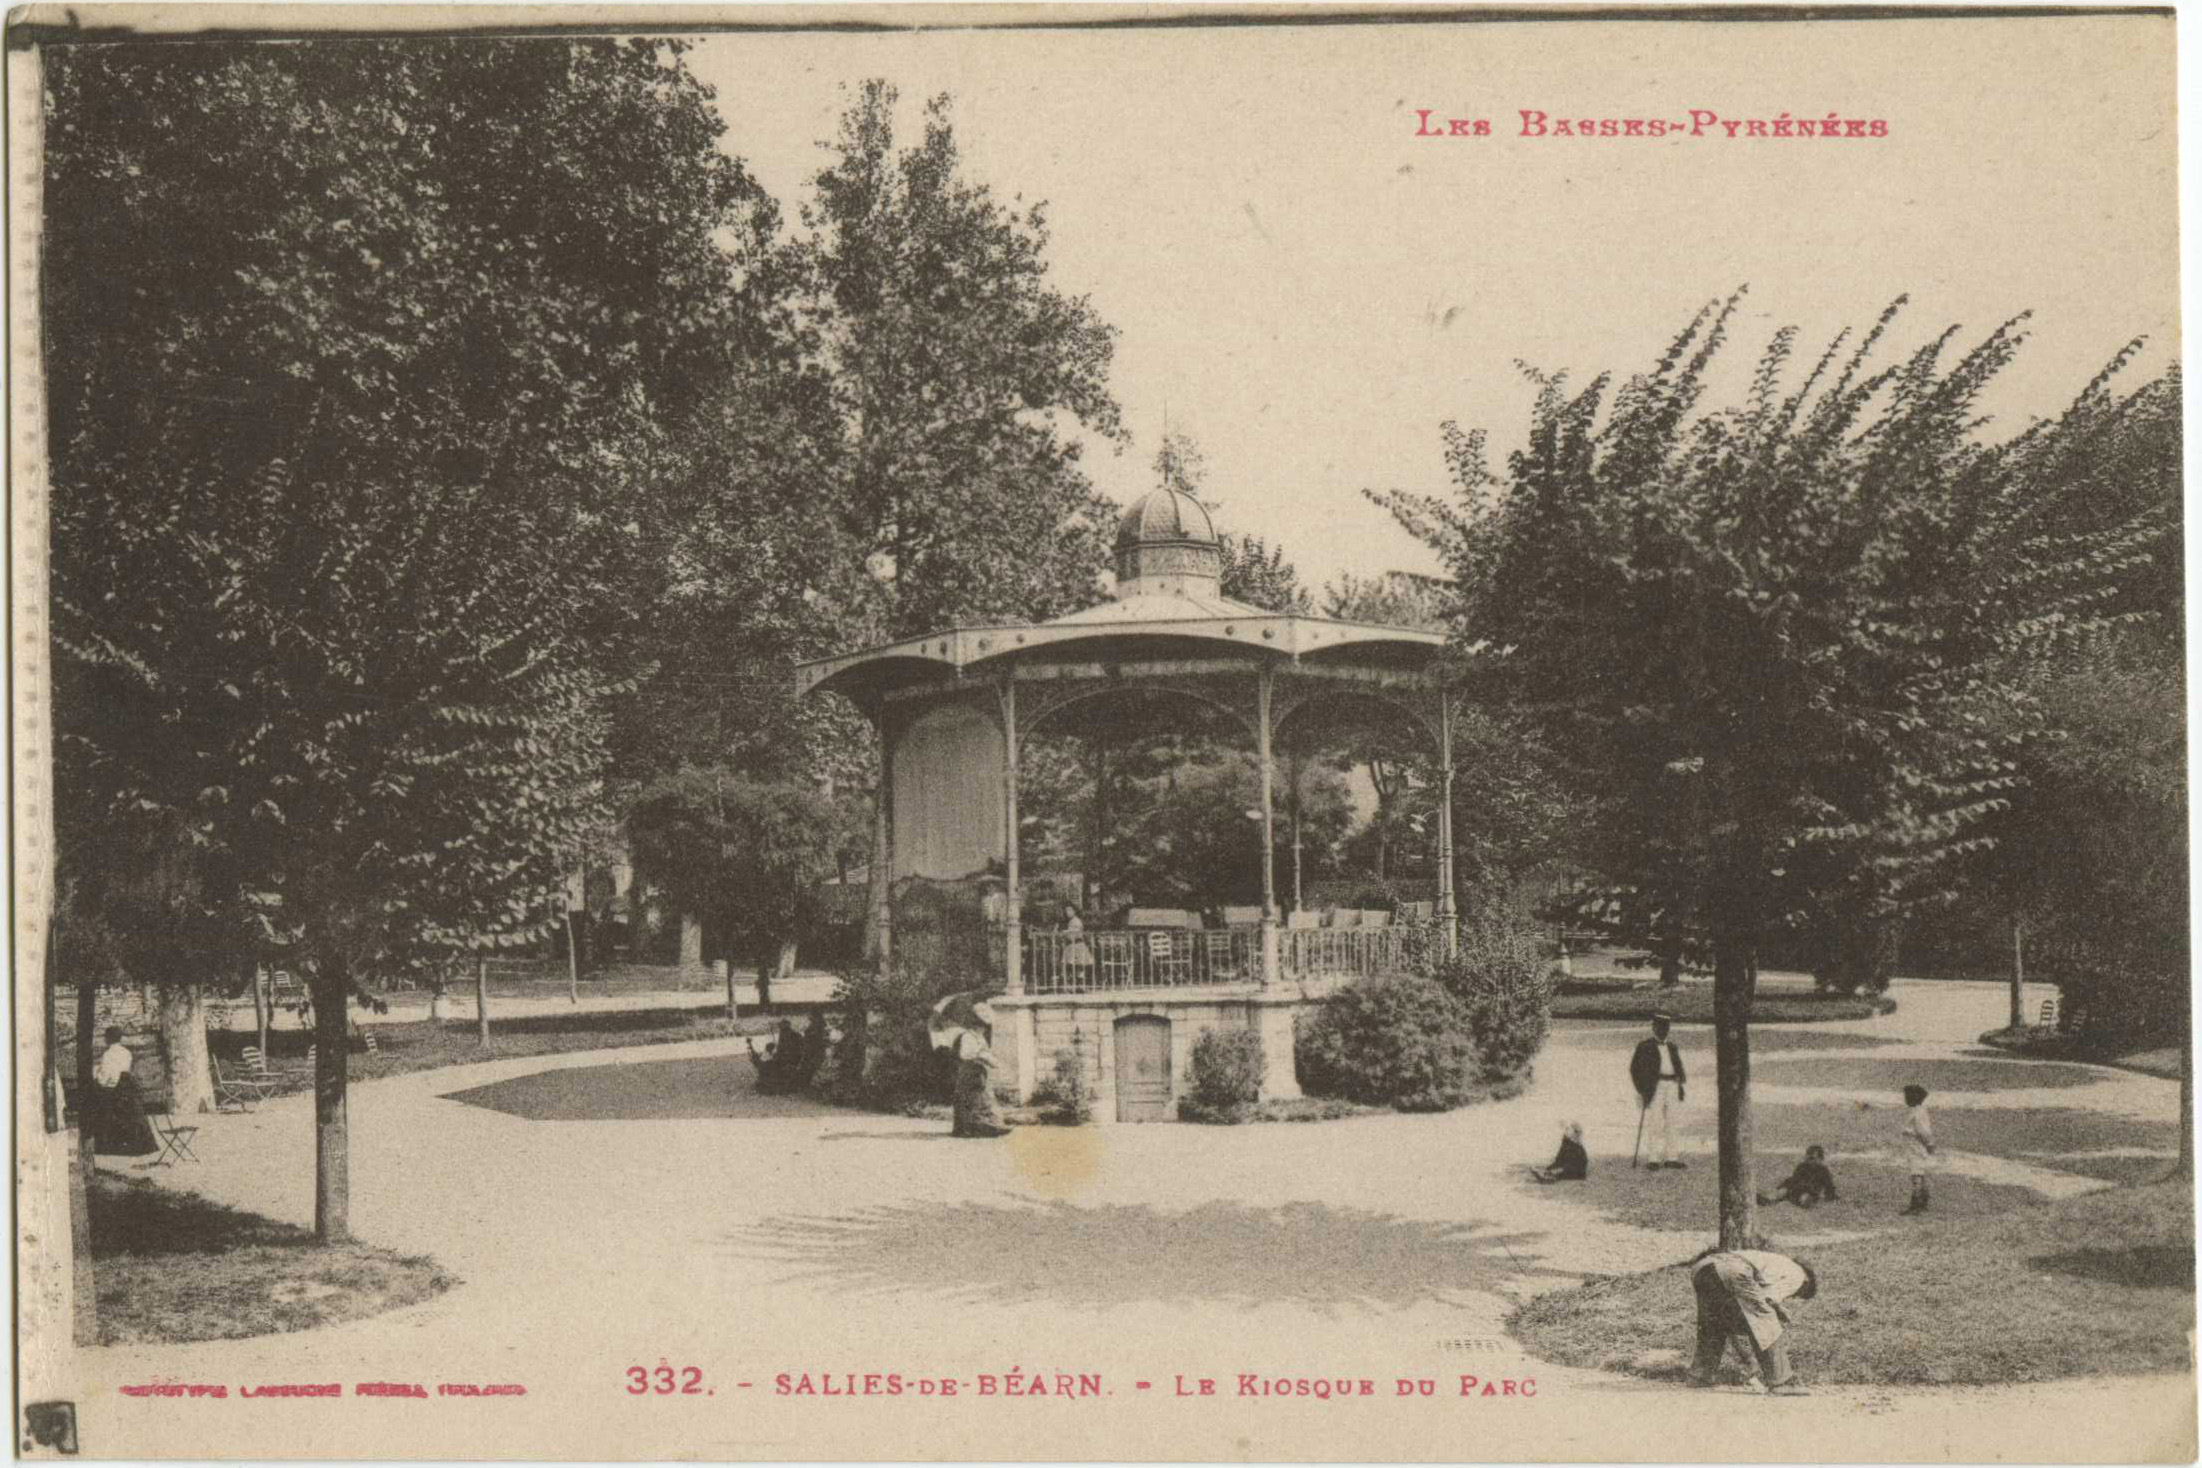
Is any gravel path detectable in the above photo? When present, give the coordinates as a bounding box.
[71,978,2192,1461]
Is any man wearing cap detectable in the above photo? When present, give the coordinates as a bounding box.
[1629,1013,1686,1169]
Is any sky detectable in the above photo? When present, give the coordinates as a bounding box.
[683,13,2180,594]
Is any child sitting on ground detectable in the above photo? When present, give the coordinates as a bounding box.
[1757,1144,1838,1209]
[1530,1121,1589,1183]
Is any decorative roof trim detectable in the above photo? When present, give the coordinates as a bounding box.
[796,611,1446,700]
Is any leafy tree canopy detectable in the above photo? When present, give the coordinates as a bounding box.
[804,80,1124,640]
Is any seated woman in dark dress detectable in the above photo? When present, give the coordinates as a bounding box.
[90,1027,159,1157]
[1531,1121,1588,1183]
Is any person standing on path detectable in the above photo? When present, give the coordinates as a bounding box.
[1629,1013,1687,1168]
[1688,1249,1817,1394]
[1900,1083,1937,1214]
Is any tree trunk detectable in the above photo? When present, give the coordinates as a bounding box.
[727,958,741,1021]
[75,980,98,1171]
[475,957,491,1047]
[755,953,773,1014]
[252,963,270,1059]
[312,970,351,1245]
[2009,917,2026,1030]
[67,1129,96,1344]
[679,913,706,986]
[2175,1033,2194,1181]
[1086,733,1110,917]
[1712,932,1758,1250]
[565,912,580,1004]
[156,984,215,1116]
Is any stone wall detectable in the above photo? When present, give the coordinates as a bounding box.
[994,989,1307,1119]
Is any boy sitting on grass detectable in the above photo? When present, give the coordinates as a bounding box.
[1529,1121,1589,1183]
[1758,1144,1838,1209]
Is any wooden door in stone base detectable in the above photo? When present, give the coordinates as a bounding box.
[1114,1015,1173,1122]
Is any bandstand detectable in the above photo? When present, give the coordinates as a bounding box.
[797,487,1460,1119]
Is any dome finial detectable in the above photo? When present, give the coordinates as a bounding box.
[1114,486,1220,599]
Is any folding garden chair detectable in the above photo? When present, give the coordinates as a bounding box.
[213,1057,277,1113]
[148,1107,200,1166]
[1145,929,1192,986]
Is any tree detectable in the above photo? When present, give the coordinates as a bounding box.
[799,80,1126,954]
[1324,575,1579,906]
[1219,534,1313,614]
[1324,571,1451,632]
[804,79,1124,640]
[627,773,855,1012]
[2016,637,2189,1172]
[1379,295,2173,1245]
[1963,369,2185,1164]
[1154,429,1210,498]
[1102,741,1355,907]
[47,38,777,1242]
[1150,428,1312,615]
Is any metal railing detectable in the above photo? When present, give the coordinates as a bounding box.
[1280,924,1431,982]
[1020,922,1435,994]
[1023,927,1260,994]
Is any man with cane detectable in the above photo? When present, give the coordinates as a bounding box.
[1629,1011,1687,1169]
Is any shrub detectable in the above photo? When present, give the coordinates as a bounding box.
[1813,908,1901,996]
[1030,1038,1093,1125]
[1428,921,1554,1082]
[2049,945,2189,1043]
[749,1020,826,1095]
[1179,1027,1264,1123]
[1550,987,1894,1022]
[1251,1096,1370,1122]
[1295,973,1478,1112]
[814,957,968,1112]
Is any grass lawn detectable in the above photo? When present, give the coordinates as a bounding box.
[1525,1099,2180,1233]
[1745,1100,2182,1172]
[1511,1181,2196,1385]
[211,1005,782,1092]
[1551,983,1895,1023]
[1977,1026,2184,1081]
[1554,1022,1908,1054]
[1755,1054,2111,1093]
[1523,1150,2048,1234]
[89,1173,456,1345]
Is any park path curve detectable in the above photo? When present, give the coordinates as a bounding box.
[69,977,2193,1461]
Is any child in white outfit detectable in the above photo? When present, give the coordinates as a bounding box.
[1900,1083,1935,1214]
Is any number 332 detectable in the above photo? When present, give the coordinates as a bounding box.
[627,1365,705,1395]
